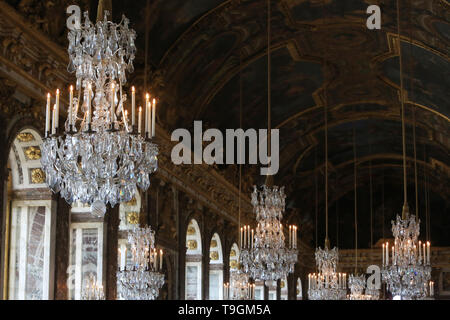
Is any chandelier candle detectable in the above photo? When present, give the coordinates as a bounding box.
[131,87,136,127]
[152,99,156,137]
[55,89,60,130]
[45,93,51,136]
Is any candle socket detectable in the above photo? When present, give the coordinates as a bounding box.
[84,123,96,134]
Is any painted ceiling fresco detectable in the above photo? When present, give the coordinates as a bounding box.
[2,0,449,247]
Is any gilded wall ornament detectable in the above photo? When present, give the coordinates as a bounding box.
[30,168,45,184]
[187,226,196,235]
[25,146,41,160]
[187,240,197,250]
[210,251,219,261]
[230,260,237,268]
[210,240,217,248]
[17,132,35,142]
[126,212,140,225]
[230,249,236,257]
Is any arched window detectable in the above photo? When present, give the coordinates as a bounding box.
[296,278,303,300]
[209,233,223,300]
[6,129,56,300]
[229,243,239,272]
[185,219,202,300]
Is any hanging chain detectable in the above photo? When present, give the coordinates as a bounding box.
[267,0,271,158]
[315,148,318,251]
[409,0,419,222]
[144,0,150,93]
[369,159,373,249]
[322,0,329,246]
[382,169,385,240]
[397,0,408,216]
[238,53,243,247]
[353,119,358,273]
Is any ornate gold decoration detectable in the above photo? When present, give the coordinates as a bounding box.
[30,168,45,184]
[210,239,217,248]
[230,249,236,257]
[124,197,137,206]
[280,280,285,288]
[230,260,238,268]
[17,132,35,142]
[210,251,219,260]
[187,240,197,250]
[296,289,300,295]
[126,212,139,225]
[24,146,41,160]
[187,226,196,235]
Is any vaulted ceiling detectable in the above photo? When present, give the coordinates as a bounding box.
[3,0,450,248]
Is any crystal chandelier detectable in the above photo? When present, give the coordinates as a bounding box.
[380,0,431,300]
[308,244,347,300]
[117,226,165,300]
[225,269,254,300]
[347,274,375,300]
[240,186,298,283]
[81,273,105,300]
[40,7,158,216]
[381,207,431,300]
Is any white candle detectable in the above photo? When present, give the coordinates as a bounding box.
[131,87,136,127]
[55,89,60,130]
[244,226,247,248]
[289,225,292,249]
[148,100,152,138]
[251,229,254,248]
[386,243,389,265]
[392,246,395,265]
[145,94,150,136]
[152,98,156,137]
[427,242,430,264]
[138,107,142,134]
[45,93,51,135]
[51,105,56,135]
[423,243,426,265]
[240,227,243,248]
[160,250,163,270]
[247,225,250,248]
[294,226,297,248]
[154,250,157,270]
[382,244,385,265]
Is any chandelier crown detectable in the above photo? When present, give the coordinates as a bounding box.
[68,10,136,87]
